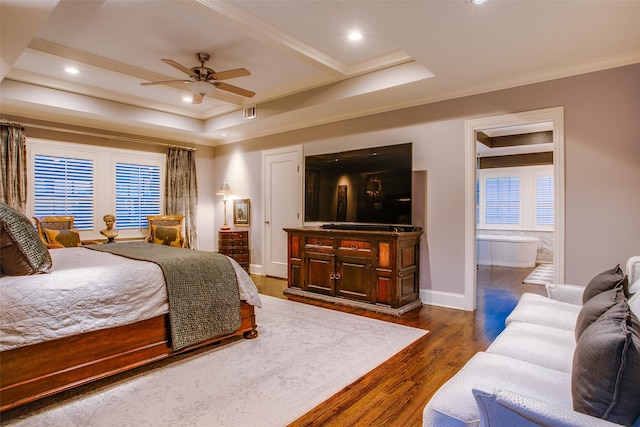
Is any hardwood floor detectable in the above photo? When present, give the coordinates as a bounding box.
[253,265,547,427]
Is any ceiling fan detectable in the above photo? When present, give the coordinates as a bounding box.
[141,53,255,104]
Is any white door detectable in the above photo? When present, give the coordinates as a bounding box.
[263,146,302,278]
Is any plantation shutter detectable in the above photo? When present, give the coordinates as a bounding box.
[536,175,554,225]
[33,154,94,229]
[485,176,520,225]
[115,162,161,228]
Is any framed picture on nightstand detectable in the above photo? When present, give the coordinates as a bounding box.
[233,199,250,226]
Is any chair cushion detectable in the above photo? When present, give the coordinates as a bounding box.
[151,224,182,247]
[572,300,640,425]
[43,228,82,248]
[582,265,627,304]
[0,202,52,276]
[575,286,626,341]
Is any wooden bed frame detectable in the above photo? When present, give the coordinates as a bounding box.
[0,301,257,412]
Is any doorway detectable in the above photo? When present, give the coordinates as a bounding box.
[463,107,565,311]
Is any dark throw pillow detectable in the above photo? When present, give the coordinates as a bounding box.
[0,202,52,275]
[575,286,626,341]
[572,301,640,426]
[152,224,182,247]
[582,265,627,304]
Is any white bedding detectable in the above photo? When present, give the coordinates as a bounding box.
[0,247,261,351]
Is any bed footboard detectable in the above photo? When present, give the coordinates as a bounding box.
[0,302,257,412]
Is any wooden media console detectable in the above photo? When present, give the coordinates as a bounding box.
[284,226,423,316]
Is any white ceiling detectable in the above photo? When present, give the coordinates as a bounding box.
[1,0,639,147]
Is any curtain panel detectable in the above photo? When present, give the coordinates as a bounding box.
[0,124,27,214]
[166,147,198,249]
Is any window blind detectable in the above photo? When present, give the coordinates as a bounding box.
[115,162,161,228]
[485,176,520,225]
[536,175,554,225]
[33,154,94,229]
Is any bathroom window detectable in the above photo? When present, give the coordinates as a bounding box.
[477,165,553,231]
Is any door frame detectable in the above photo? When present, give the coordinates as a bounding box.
[463,107,565,311]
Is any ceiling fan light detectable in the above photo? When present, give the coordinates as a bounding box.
[190,80,214,96]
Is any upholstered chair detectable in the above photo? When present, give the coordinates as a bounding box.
[33,216,98,249]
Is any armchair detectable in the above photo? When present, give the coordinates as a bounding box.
[33,216,98,249]
[145,215,187,248]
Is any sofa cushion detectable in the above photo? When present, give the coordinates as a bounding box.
[505,292,581,331]
[487,322,576,373]
[575,286,626,341]
[0,202,52,276]
[582,265,627,304]
[572,301,640,426]
[423,352,572,427]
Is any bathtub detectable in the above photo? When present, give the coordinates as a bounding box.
[477,234,540,268]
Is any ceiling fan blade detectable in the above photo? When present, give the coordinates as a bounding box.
[141,80,191,86]
[162,59,197,78]
[191,93,203,105]
[213,82,255,98]
[209,68,251,81]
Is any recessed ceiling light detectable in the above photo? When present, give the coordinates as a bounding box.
[348,32,362,41]
[65,67,79,74]
[473,0,487,4]
[182,96,192,103]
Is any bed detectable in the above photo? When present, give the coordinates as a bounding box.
[0,204,261,412]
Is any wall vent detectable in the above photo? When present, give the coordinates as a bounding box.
[243,106,257,120]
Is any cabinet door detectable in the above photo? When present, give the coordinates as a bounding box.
[335,254,372,302]
[304,251,335,296]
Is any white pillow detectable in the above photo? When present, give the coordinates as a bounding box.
[629,293,640,318]
[629,277,640,296]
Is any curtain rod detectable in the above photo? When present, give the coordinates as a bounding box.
[1,119,197,151]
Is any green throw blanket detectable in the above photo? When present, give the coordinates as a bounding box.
[86,242,241,350]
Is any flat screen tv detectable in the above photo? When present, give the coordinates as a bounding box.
[305,143,412,226]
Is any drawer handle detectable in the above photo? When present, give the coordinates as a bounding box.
[329,272,341,280]
[316,241,322,246]
[350,244,358,250]
[398,271,403,277]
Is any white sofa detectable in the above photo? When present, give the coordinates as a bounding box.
[423,256,640,427]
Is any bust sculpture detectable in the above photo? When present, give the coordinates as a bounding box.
[100,214,118,243]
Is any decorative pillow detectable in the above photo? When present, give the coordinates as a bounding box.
[0,202,52,275]
[629,293,640,319]
[575,287,626,341]
[582,265,627,304]
[152,224,182,247]
[572,301,640,425]
[43,228,82,248]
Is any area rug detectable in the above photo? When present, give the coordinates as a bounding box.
[4,295,427,427]
[523,263,554,285]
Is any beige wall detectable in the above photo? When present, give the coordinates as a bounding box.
[10,63,639,305]
[215,63,640,300]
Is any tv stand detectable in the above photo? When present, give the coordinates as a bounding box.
[284,227,423,316]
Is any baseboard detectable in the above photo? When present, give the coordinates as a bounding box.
[420,289,466,311]
[249,263,262,276]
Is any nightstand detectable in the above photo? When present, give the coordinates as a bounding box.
[218,229,249,273]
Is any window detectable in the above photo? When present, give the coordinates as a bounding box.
[477,165,553,231]
[29,139,165,239]
[33,154,94,229]
[115,162,161,228]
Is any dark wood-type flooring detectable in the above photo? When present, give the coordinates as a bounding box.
[253,265,547,427]
[2,265,546,426]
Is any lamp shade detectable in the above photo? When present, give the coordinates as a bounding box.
[216,181,232,196]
